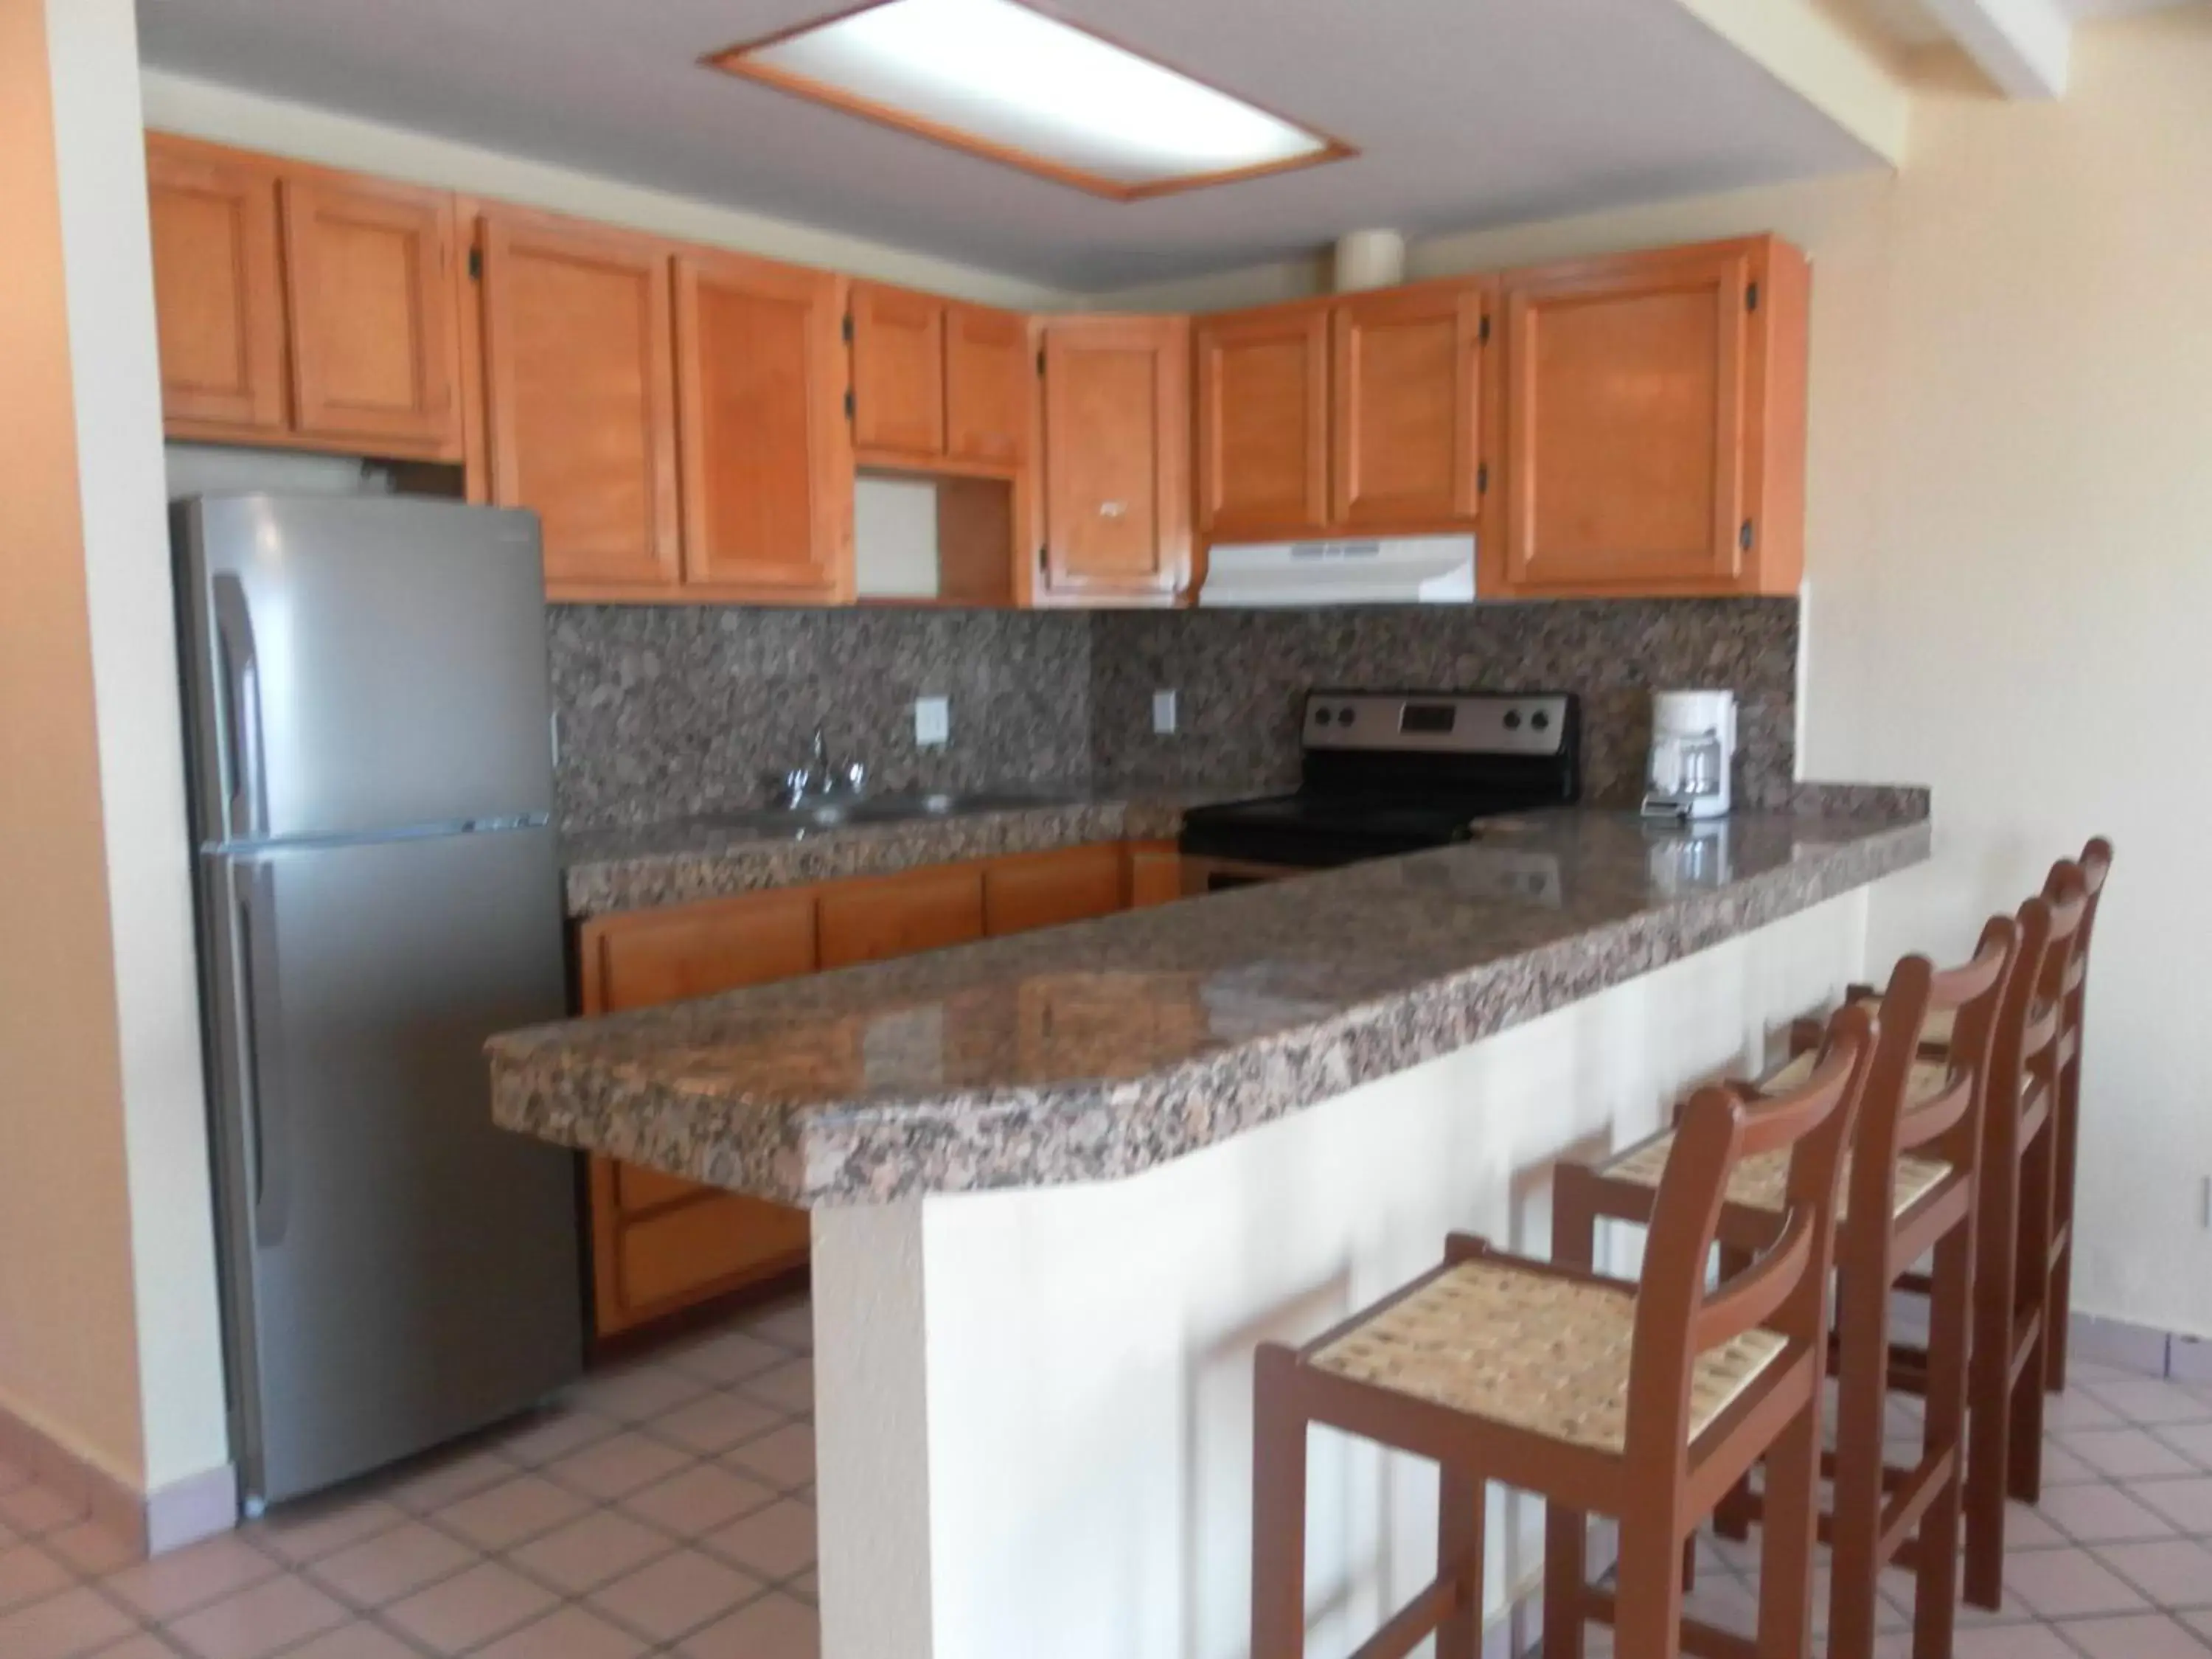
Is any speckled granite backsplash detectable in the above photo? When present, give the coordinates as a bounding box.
[549,607,1094,830]
[1088,599,1798,809]
[551,598,1798,830]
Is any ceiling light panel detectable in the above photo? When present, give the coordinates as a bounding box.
[706,0,1351,200]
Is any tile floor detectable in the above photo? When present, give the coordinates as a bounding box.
[6,1296,2212,1658]
[0,1293,818,1658]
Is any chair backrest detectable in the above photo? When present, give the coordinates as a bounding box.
[1868,917,2020,1208]
[1623,1004,1874,1461]
[1988,884,2088,1157]
[2045,838,2113,1026]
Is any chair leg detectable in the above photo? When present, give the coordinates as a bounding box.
[1827,1243,1891,1659]
[1543,1503,1588,1659]
[1436,1467,1486,1659]
[2047,1234,2073,1395]
[2046,1060,2081,1394]
[1251,1346,1310,1659]
[1613,1517,1688,1659]
[1963,1165,2017,1610]
[2011,1124,2056,1505]
[1712,1244,1759,1544]
[1914,1220,1974,1659]
[1755,1389,1823,1659]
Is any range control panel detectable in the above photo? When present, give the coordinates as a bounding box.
[1301,691,1574,757]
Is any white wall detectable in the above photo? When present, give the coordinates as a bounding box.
[1097,5,2212,1342]
[815,891,1869,1659]
[49,0,232,1499]
[140,71,1077,312]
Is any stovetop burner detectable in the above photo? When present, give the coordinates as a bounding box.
[1180,690,1580,871]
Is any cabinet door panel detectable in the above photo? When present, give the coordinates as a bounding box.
[281,176,462,453]
[617,1193,810,1313]
[1196,307,1330,539]
[675,251,853,600]
[146,139,288,434]
[480,211,680,594]
[1501,248,1750,591]
[1040,315,1190,599]
[945,302,1030,467]
[588,890,818,1014]
[1124,844,1183,909]
[818,866,985,969]
[850,282,945,459]
[984,845,1124,936]
[1332,284,1485,528]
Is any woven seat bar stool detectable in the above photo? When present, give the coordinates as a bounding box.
[1248,1006,1876,1659]
[1804,880,2088,1608]
[1557,926,2017,1659]
[2042,838,2113,1394]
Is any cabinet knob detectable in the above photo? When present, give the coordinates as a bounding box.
[1097,500,1127,520]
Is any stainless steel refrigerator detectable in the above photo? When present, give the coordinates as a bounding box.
[175,494,583,1509]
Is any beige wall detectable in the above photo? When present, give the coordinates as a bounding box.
[1104,6,2212,1338]
[0,0,150,1489]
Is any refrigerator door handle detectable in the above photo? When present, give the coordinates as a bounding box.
[213,573,268,842]
[235,863,291,1250]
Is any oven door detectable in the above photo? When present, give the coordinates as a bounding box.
[1178,854,1316,896]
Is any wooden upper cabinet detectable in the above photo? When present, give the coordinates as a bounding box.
[1037,314,1191,602]
[849,281,945,461]
[818,866,985,969]
[674,250,854,602]
[145,137,288,436]
[479,210,681,595]
[1331,281,1488,529]
[944,302,1031,468]
[280,175,462,456]
[1493,235,1806,598]
[1195,304,1331,540]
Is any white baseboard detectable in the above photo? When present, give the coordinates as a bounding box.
[0,1399,235,1559]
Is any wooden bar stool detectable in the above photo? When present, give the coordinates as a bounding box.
[1248,1007,1876,1659]
[1821,882,2087,1608]
[2042,838,2114,1394]
[1557,927,2015,1659]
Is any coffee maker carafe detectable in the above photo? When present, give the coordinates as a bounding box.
[1641,689,1736,820]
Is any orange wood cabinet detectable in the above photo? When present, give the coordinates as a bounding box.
[818,863,986,969]
[578,889,819,1340]
[983,844,1126,936]
[1196,279,1491,546]
[477,208,682,594]
[1124,841,1184,909]
[146,139,288,437]
[1035,314,1192,603]
[674,248,854,602]
[1194,302,1332,541]
[849,282,1032,473]
[1331,281,1488,529]
[147,133,464,459]
[1489,235,1807,598]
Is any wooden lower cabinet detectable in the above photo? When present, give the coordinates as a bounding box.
[1124,841,1184,908]
[984,844,1124,936]
[580,889,818,1339]
[577,841,1154,1338]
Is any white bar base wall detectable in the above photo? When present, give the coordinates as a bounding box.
[812,886,1874,1659]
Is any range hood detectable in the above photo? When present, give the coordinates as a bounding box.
[1197,533,1476,608]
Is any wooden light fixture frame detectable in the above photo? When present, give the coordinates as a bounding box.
[701,0,1357,202]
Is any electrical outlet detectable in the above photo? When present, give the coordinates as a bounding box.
[915,695,950,747]
[1152,689,1178,735]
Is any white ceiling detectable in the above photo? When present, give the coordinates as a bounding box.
[136,0,1892,291]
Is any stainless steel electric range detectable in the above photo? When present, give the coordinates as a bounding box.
[1177,689,1581,894]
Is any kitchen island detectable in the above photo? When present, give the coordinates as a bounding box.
[493,796,1929,1659]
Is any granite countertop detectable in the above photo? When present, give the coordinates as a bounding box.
[560,785,1256,917]
[494,793,1930,1207]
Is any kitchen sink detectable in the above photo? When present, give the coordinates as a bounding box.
[692,789,1079,835]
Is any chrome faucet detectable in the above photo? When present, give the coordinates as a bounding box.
[768,726,868,808]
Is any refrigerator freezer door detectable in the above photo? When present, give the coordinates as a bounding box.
[177,495,555,846]
[202,827,581,1504]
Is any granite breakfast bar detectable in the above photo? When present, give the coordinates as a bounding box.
[491,799,1930,1659]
